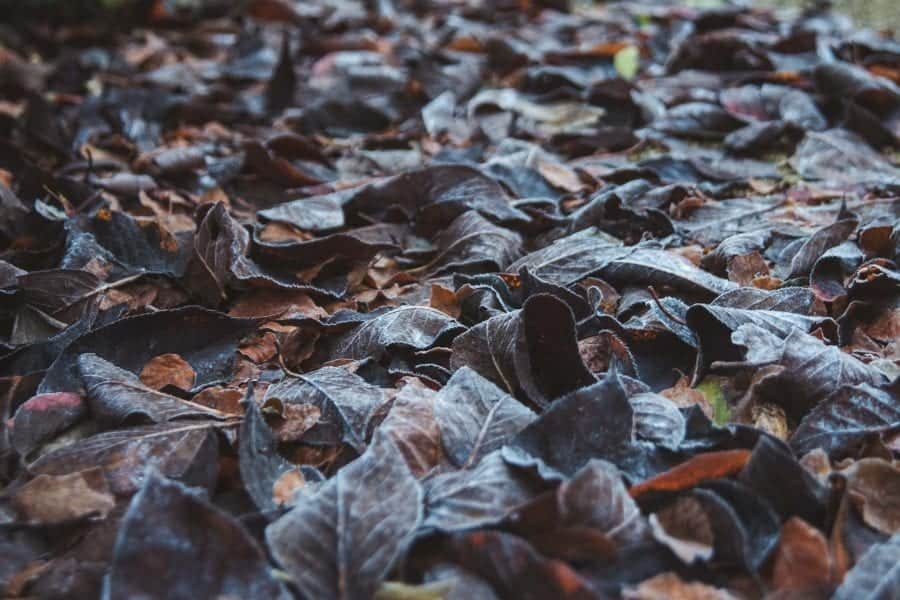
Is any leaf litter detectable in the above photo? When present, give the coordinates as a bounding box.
[0,0,899,598]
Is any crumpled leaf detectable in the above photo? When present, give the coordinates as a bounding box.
[810,241,865,303]
[723,324,887,421]
[653,102,745,140]
[77,353,226,427]
[264,366,387,453]
[739,436,826,525]
[239,399,300,512]
[696,479,781,573]
[344,164,530,235]
[630,392,686,450]
[649,495,715,565]
[553,459,649,546]
[720,84,826,131]
[451,294,595,409]
[15,269,101,317]
[599,247,738,299]
[784,216,859,279]
[790,129,900,185]
[506,229,625,287]
[469,88,606,135]
[843,458,900,535]
[790,381,900,458]
[710,286,814,313]
[64,209,188,279]
[106,471,289,600]
[503,371,672,482]
[252,221,406,274]
[184,202,278,306]
[414,211,522,277]
[266,432,422,600]
[28,422,219,495]
[9,391,87,458]
[379,381,444,477]
[424,451,545,533]
[258,193,345,232]
[687,303,837,372]
[38,307,258,395]
[771,517,833,595]
[433,366,535,468]
[330,306,464,362]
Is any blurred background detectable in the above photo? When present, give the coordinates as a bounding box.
[0,0,897,29]
[759,0,899,29]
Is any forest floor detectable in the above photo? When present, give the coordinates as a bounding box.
[0,1,898,599]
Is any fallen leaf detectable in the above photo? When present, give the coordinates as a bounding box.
[629,450,751,498]
[771,517,833,594]
[12,468,115,523]
[106,471,289,599]
[266,433,423,600]
[138,353,196,391]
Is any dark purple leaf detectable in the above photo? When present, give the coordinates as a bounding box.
[239,399,299,512]
[724,324,888,421]
[599,247,738,298]
[503,372,674,482]
[433,366,536,469]
[77,353,226,428]
[38,307,258,395]
[790,129,900,185]
[415,211,522,277]
[653,102,746,140]
[106,471,289,600]
[506,229,626,287]
[264,367,387,453]
[29,422,220,495]
[790,381,900,458]
[450,294,595,409]
[424,451,545,532]
[687,303,837,369]
[266,432,423,600]
[344,164,530,235]
[784,216,858,279]
[739,436,826,525]
[329,306,464,361]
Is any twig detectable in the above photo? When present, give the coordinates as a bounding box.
[274,337,304,379]
[648,286,686,325]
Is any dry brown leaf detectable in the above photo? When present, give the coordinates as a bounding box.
[238,331,279,364]
[661,376,714,419]
[139,353,196,391]
[429,283,462,319]
[12,468,115,523]
[844,458,900,535]
[771,517,833,593]
[624,572,738,599]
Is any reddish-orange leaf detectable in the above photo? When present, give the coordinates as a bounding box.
[629,449,752,498]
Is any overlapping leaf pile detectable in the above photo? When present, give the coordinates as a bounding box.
[0,0,899,598]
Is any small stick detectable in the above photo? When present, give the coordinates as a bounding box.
[648,286,687,325]
[274,338,303,379]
